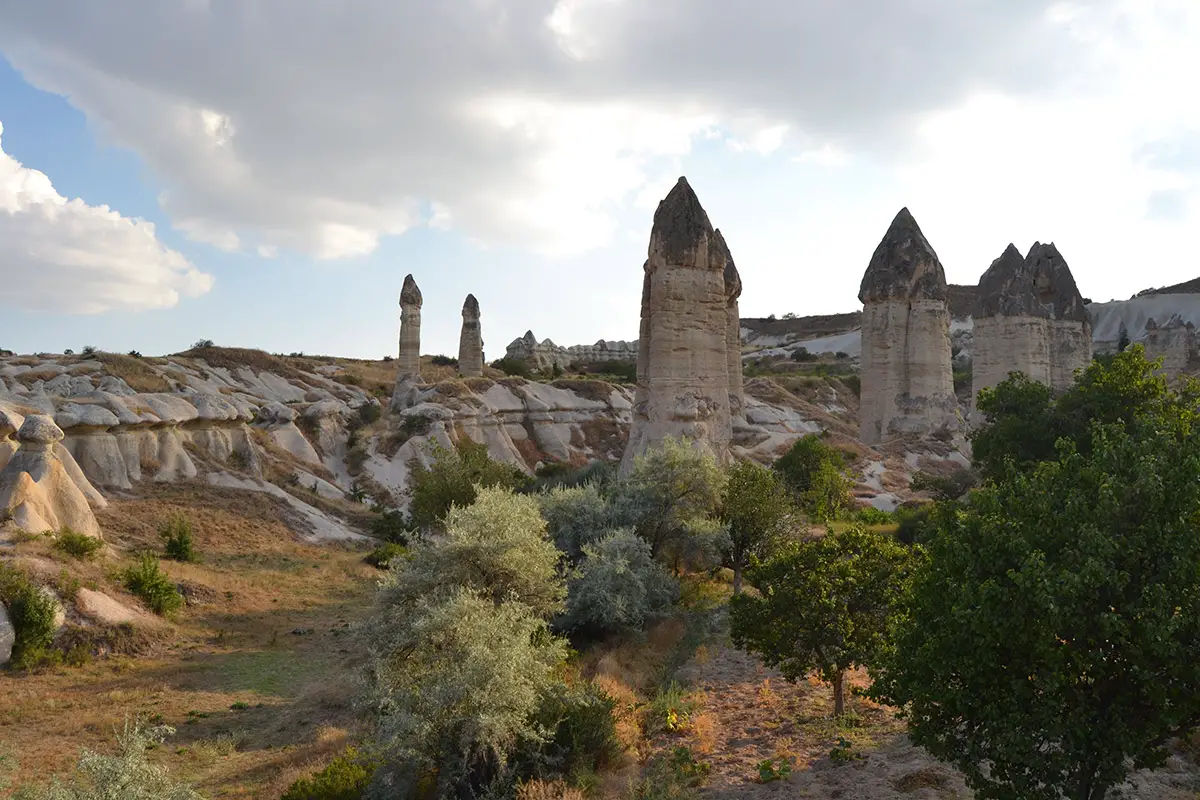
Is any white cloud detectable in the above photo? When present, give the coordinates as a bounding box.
[0,119,213,314]
[0,0,1136,262]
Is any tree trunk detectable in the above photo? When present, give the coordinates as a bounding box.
[832,670,846,717]
[733,564,743,595]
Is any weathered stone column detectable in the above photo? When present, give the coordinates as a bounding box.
[1026,242,1092,391]
[397,274,422,379]
[858,208,959,444]
[621,177,732,471]
[1143,315,1192,377]
[458,293,484,378]
[715,229,744,416]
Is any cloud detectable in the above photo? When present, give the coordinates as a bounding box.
[0,0,1133,260]
[0,119,212,314]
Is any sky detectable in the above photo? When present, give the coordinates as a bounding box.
[1,0,1198,360]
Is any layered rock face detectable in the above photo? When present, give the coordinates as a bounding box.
[621,177,733,469]
[505,332,638,370]
[1143,315,1195,376]
[458,294,484,378]
[717,229,745,416]
[0,415,103,538]
[971,242,1092,413]
[858,208,959,444]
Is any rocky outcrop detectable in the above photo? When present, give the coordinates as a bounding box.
[971,242,1092,414]
[0,416,102,538]
[717,229,745,416]
[858,208,959,444]
[458,294,484,378]
[621,177,733,469]
[1144,315,1195,376]
[505,332,638,370]
[391,274,423,409]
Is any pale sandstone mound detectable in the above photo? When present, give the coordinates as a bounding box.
[858,208,959,445]
[1144,315,1196,376]
[391,274,423,409]
[0,415,102,538]
[972,242,1092,415]
[621,176,733,470]
[458,293,484,378]
[0,406,18,471]
[716,229,745,417]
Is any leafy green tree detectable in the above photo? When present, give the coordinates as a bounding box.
[537,483,613,564]
[772,434,845,496]
[609,437,726,564]
[375,486,566,620]
[364,588,569,797]
[720,460,795,594]
[871,418,1200,798]
[560,529,679,636]
[730,526,911,716]
[801,459,853,523]
[908,467,978,502]
[407,437,531,529]
[12,719,200,800]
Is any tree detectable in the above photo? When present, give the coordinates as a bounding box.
[560,530,679,636]
[801,459,853,523]
[908,467,978,502]
[407,438,531,529]
[730,526,912,716]
[364,588,569,797]
[720,460,796,594]
[537,483,613,564]
[608,437,726,565]
[871,410,1200,798]
[772,434,846,499]
[376,486,566,620]
[1117,323,1130,352]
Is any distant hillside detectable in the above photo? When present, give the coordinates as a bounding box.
[1135,277,1200,297]
[741,311,862,343]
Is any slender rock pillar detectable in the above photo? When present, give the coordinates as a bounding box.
[391,274,423,409]
[458,294,484,377]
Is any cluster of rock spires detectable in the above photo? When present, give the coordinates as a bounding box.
[391,275,486,408]
[620,177,743,470]
[505,333,638,371]
[971,242,1092,417]
[1143,315,1196,376]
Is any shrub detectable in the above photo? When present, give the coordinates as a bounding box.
[491,357,534,378]
[407,438,531,529]
[280,746,379,800]
[537,484,612,563]
[10,718,201,799]
[362,589,569,797]
[909,467,978,502]
[560,530,679,636]
[791,346,817,362]
[53,528,103,560]
[512,681,622,783]
[122,554,184,616]
[365,542,408,570]
[731,526,912,716]
[379,486,566,620]
[952,368,972,394]
[801,459,853,523]
[772,434,847,498]
[159,514,198,563]
[0,563,60,669]
[430,354,458,367]
[369,508,412,544]
[855,506,896,526]
[841,374,861,397]
[356,402,382,426]
[80,345,97,356]
[893,503,933,545]
[191,339,215,349]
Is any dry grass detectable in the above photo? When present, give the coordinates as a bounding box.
[175,346,307,380]
[516,779,588,800]
[1,481,378,798]
[96,353,173,393]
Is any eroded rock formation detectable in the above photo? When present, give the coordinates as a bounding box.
[0,415,103,538]
[621,177,733,469]
[505,332,638,370]
[392,274,424,409]
[458,294,484,378]
[717,229,745,417]
[972,242,1092,414]
[1144,315,1195,376]
[858,208,959,444]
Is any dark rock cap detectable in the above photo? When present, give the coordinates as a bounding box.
[400,274,423,307]
[974,244,1029,317]
[1025,242,1090,323]
[714,229,742,301]
[463,293,480,316]
[651,177,716,267]
[859,207,947,303]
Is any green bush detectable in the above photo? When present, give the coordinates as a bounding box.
[122,554,184,616]
[772,434,847,498]
[364,542,408,570]
[53,528,103,560]
[855,506,896,526]
[0,563,60,670]
[491,357,534,378]
[159,515,198,563]
[841,375,861,397]
[893,503,933,545]
[537,484,612,563]
[407,438,531,529]
[10,718,201,799]
[430,354,458,367]
[512,681,622,783]
[356,402,382,426]
[369,509,412,544]
[280,746,378,800]
[561,530,679,636]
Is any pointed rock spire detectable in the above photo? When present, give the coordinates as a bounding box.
[1025,242,1089,323]
[858,207,947,303]
[458,293,484,378]
[399,273,423,308]
[650,177,717,266]
[974,243,1030,317]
